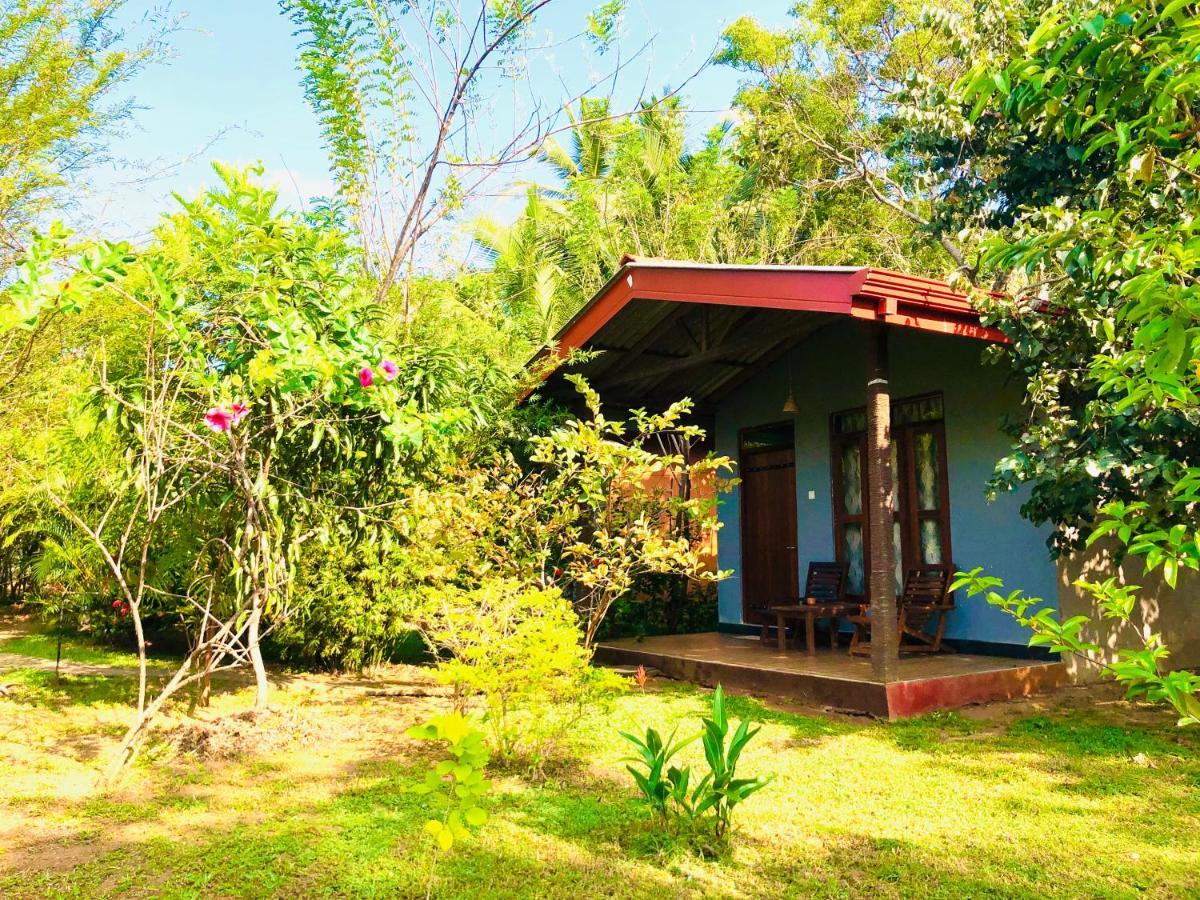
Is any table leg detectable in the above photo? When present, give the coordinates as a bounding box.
[776,613,787,652]
[830,619,839,649]
[805,612,816,655]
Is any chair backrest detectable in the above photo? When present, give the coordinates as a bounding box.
[805,561,848,603]
[900,566,952,608]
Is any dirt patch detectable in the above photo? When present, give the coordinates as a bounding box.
[169,706,352,761]
[1,834,122,875]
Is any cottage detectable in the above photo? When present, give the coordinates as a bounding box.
[531,258,1198,717]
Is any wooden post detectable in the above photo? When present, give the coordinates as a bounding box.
[865,322,899,681]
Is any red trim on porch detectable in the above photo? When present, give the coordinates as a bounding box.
[885,663,1069,718]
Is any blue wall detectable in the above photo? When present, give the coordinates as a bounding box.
[714,320,1055,647]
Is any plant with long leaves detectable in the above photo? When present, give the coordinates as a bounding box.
[620,724,699,821]
[621,684,770,840]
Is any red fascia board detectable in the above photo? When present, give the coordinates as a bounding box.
[850,267,1008,343]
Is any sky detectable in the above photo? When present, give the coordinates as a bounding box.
[79,1,795,247]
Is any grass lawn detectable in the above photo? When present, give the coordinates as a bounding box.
[1,630,1198,898]
[0,630,147,669]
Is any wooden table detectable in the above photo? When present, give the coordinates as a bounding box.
[768,602,861,654]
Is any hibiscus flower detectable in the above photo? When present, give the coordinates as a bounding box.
[204,407,234,433]
[380,358,399,381]
[359,367,374,387]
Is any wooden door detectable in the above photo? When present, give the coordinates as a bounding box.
[740,434,799,620]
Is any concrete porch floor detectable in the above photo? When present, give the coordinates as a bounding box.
[595,632,1066,718]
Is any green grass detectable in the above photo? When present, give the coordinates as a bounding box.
[1,655,1198,898]
[1,667,140,707]
[0,631,146,668]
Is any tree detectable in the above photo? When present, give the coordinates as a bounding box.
[714,0,969,277]
[474,98,807,346]
[1,0,169,408]
[899,0,1200,723]
[0,0,162,270]
[404,377,731,649]
[3,165,464,773]
[279,0,644,312]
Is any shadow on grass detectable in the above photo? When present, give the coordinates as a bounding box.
[751,831,1084,899]
[1,668,254,710]
[4,709,1200,900]
[0,749,690,899]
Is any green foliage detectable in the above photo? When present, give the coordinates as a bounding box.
[279,0,402,233]
[475,98,810,345]
[953,567,1200,727]
[713,0,967,276]
[696,684,772,839]
[527,377,732,647]
[269,535,427,670]
[619,723,697,820]
[621,684,770,840]
[0,1,159,272]
[585,1,625,53]
[595,579,717,642]
[406,712,492,850]
[399,378,729,655]
[422,579,627,767]
[0,163,482,760]
[899,0,1200,559]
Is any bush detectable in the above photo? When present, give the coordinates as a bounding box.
[596,577,718,641]
[270,537,428,671]
[421,579,626,768]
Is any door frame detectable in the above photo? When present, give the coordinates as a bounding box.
[737,420,799,623]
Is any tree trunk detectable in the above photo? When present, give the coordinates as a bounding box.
[865,322,899,682]
[104,648,197,784]
[248,599,269,712]
[197,616,213,708]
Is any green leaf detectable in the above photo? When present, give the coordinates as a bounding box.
[464,805,488,827]
[1081,14,1106,38]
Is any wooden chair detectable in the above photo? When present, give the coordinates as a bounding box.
[848,566,955,655]
[755,561,848,646]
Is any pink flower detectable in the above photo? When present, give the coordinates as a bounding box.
[380,359,398,381]
[359,367,374,387]
[230,402,250,424]
[204,407,234,433]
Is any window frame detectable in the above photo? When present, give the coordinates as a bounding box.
[829,393,953,601]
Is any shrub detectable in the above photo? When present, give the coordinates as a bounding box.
[421,579,627,768]
[271,536,428,671]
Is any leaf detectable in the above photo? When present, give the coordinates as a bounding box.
[1128,151,1154,183]
[464,806,488,827]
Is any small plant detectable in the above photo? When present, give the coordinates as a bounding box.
[698,685,771,837]
[423,580,627,770]
[407,712,492,851]
[620,724,699,821]
[634,664,648,691]
[621,684,770,841]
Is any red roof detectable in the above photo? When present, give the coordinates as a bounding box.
[528,258,1003,408]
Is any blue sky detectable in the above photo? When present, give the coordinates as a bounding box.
[80,1,794,244]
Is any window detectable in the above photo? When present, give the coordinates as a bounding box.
[830,394,951,599]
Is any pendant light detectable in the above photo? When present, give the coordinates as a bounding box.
[782,350,799,414]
